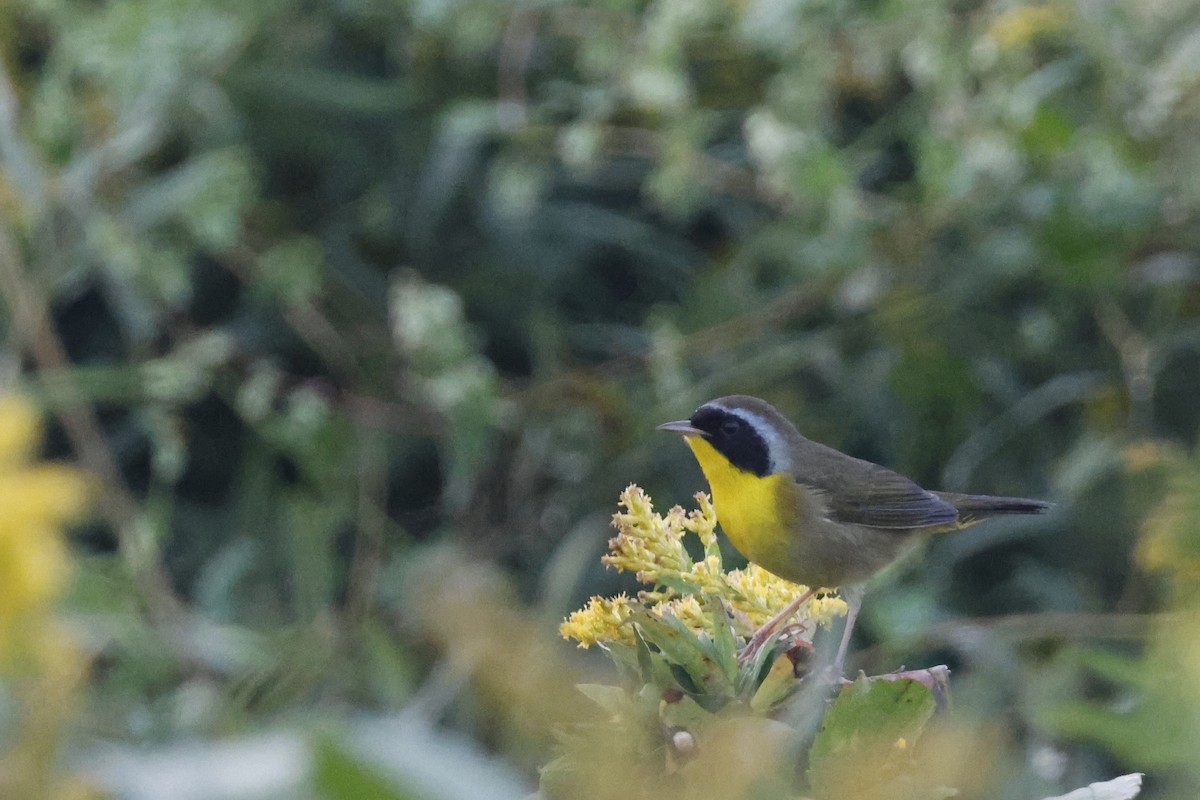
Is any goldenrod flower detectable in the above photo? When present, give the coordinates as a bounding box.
[604,485,692,584]
[683,491,718,550]
[560,594,637,648]
[722,564,797,624]
[653,594,708,631]
[0,395,91,659]
[807,594,851,628]
[562,485,845,648]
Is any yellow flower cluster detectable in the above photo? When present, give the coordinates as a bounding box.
[723,563,847,628]
[0,394,92,798]
[986,3,1069,49]
[561,485,846,648]
[558,594,637,649]
[1136,447,1200,585]
[602,487,713,590]
[0,395,91,659]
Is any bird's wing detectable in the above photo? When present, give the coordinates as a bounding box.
[796,444,959,530]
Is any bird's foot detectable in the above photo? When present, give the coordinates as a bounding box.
[736,632,769,667]
[736,587,817,667]
[736,623,787,667]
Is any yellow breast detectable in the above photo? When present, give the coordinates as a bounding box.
[683,436,801,580]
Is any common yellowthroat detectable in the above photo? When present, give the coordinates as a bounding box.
[658,394,1051,669]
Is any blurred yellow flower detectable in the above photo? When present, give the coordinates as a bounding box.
[1137,457,1200,584]
[0,394,41,469]
[1123,440,1183,474]
[0,393,92,798]
[0,396,90,659]
[987,4,1069,49]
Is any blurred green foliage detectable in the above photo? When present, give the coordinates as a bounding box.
[1,0,1200,796]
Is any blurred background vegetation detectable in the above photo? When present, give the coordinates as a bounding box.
[1,0,1199,796]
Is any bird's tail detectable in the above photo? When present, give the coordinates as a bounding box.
[935,492,1053,524]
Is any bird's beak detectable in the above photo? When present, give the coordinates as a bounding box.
[656,420,705,437]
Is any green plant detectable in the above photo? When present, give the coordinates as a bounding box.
[547,486,1143,800]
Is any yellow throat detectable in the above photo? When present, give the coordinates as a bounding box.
[683,435,797,575]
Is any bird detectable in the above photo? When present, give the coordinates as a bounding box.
[657,394,1052,671]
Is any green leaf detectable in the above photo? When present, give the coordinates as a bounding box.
[1037,643,1200,770]
[632,611,731,697]
[632,628,681,690]
[703,596,739,685]
[807,677,937,800]
[736,624,790,696]
[607,641,647,685]
[659,689,714,732]
[749,651,801,713]
[124,148,256,251]
[654,574,705,596]
[575,683,629,718]
[313,738,417,800]
[255,237,325,308]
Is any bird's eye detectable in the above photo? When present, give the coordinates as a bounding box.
[720,418,741,437]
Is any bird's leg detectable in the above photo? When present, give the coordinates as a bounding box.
[832,586,865,675]
[738,586,816,664]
